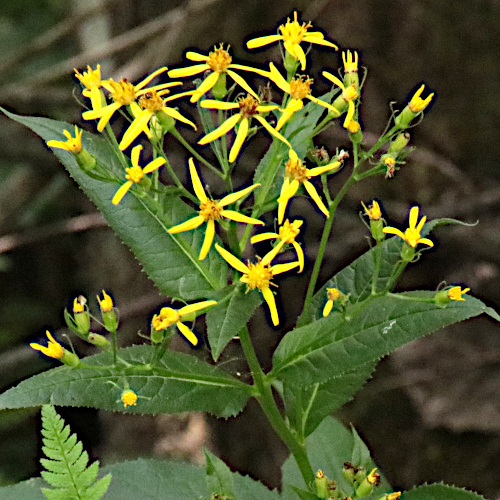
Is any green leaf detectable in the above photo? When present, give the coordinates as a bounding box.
[204,448,235,498]
[40,404,111,500]
[206,288,262,361]
[1,109,227,300]
[272,292,500,386]
[402,483,486,500]
[0,479,45,500]
[284,361,376,438]
[350,425,373,470]
[282,416,391,499]
[0,345,251,417]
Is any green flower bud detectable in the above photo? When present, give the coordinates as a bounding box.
[356,468,380,497]
[97,291,118,333]
[283,51,299,75]
[388,132,410,153]
[87,333,111,350]
[342,462,356,484]
[315,470,329,498]
[75,149,97,172]
[400,242,416,262]
[212,72,227,100]
[61,349,81,368]
[156,110,176,134]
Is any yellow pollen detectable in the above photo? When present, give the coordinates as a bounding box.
[343,85,358,102]
[107,78,136,105]
[289,76,312,100]
[280,12,311,44]
[207,44,232,73]
[238,95,260,117]
[244,261,274,290]
[384,156,396,167]
[199,199,223,221]
[126,166,145,184]
[285,155,309,182]
[327,288,341,301]
[121,389,138,408]
[139,90,165,111]
[152,307,181,331]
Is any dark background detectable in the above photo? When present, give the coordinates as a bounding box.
[1,0,500,497]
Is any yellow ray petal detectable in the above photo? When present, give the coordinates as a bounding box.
[277,179,300,202]
[228,63,270,78]
[189,158,208,202]
[307,162,341,177]
[267,63,290,93]
[307,95,340,116]
[251,232,277,244]
[271,261,300,275]
[382,227,405,239]
[322,71,345,90]
[409,206,420,229]
[179,300,218,316]
[168,215,205,233]
[418,237,434,247]
[199,219,215,260]
[168,63,209,78]
[247,34,283,49]
[161,107,197,129]
[131,145,143,166]
[190,71,220,102]
[119,110,153,150]
[186,51,209,62]
[323,300,333,317]
[261,286,279,326]
[176,321,199,346]
[303,36,338,50]
[135,67,168,91]
[220,210,264,225]
[218,183,260,207]
[214,243,249,274]
[200,100,239,110]
[198,113,241,145]
[229,117,249,163]
[292,241,304,272]
[254,115,290,147]
[112,181,134,205]
[303,180,329,217]
[143,157,166,174]
[226,70,259,100]
[260,240,286,266]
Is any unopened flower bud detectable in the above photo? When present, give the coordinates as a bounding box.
[156,111,176,134]
[87,333,112,350]
[395,84,434,129]
[356,468,380,497]
[400,242,416,262]
[97,290,118,333]
[379,493,402,500]
[388,132,410,153]
[315,469,329,498]
[212,72,227,100]
[72,296,90,335]
[342,462,356,484]
[75,149,97,172]
[434,286,470,307]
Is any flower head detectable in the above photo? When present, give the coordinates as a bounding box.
[121,389,138,408]
[251,219,304,272]
[199,94,289,163]
[112,145,166,205]
[151,300,217,346]
[447,286,470,301]
[247,11,338,70]
[267,63,339,130]
[323,287,341,317]
[168,159,263,259]
[168,44,268,102]
[342,50,359,73]
[278,149,341,223]
[74,65,103,110]
[97,290,114,312]
[361,200,382,220]
[82,67,170,131]
[30,331,64,359]
[215,243,299,326]
[383,206,434,248]
[409,84,434,113]
[46,126,83,154]
[322,71,359,130]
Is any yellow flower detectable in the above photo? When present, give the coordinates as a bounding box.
[251,219,304,272]
[266,63,339,130]
[73,296,86,314]
[46,126,83,154]
[199,94,290,163]
[367,468,380,486]
[361,200,382,220]
[74,65,103,110]
[342,50,359,73]
[151,300,217,346]
[97,290,114,312]
[447,286,470,301]
[383,206,434,248]
[168,44,268,102]
[121,389,138,408]
[30,331,64,359]
[322,71,359,130]
[112,145,166,205]
[215,243,299,326]
[82,67,169,131]
[119,88,196,150]
[277,149,341,223]
[246,11,338,71]
[409,84,434,113]
[323,287,341,317]
[168,159,264,260]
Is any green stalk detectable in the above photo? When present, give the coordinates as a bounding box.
[382,259,408,293]
[237,326,315,488]
[371,242,383,295]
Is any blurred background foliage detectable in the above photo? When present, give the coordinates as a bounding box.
[1,0,500,497]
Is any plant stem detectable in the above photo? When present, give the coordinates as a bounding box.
[238,326,315,488]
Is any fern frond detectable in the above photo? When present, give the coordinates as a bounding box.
[40,404,111,500]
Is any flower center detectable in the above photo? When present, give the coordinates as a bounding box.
[139,90,164,111]
[243,261,274,290]
[289,75,312,100]
[107,79,136,105]
[207,44,232,73]
[75,66,101,89]
[280,14,311,44]
[238,95,260,118]
[46,340,64,359]
[327,287,340,301]
[152,307,180,330]
[199,199,223,221]
[125,166,145,184]
[279,220,300,242]
[121,390,138,407]
[285,155,309,183]
[403,228,421,247]
[342,84,358,102]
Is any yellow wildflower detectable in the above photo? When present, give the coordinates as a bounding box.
[30,331,64,359]
[409,84,434,113]
[74,65,103,110]
[323,287,341,317]
[82,67,169,131]
[151,300,217,346]
[277,149,341,223]
[322,71,359,130]
[266,63,339,130]
[342,50,359,73]
[121,389,138,408]
[447,286,470,301]
[168,159,263,260]
[367,468,380,486]
[215,243,299,326]
[168,44,268,102]
[97,290,114,312]
[112,145,166,205]
[246,11,338,71]
[251,219,304,272]
[119,87,196,150]
[383,206,434,248]
[361,200,382,220]
[46,126,83,154]
[198,94,290,163]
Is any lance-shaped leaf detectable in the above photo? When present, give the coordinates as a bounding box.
[272,292,500,387]
[2,109,227,300]
[0,345,251,417]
